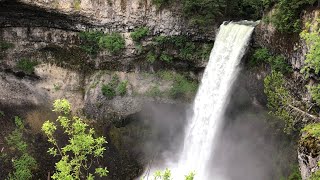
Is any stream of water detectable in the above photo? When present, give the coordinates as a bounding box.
[172,21,257,180]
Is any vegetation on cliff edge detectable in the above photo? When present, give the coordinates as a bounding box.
[42,99,108,179]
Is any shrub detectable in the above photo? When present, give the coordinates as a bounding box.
[6,117,37,180]
[300,19,320,78]
[142,168,195,180]
[160,53,173,63]
[102,84,116,99]
[309,84,320,105]
[80,31,126,55]
[264,71,294,134]
[130,27,150,42]
[151,35,212,63]
[310,170,320,180]
[146,51,157,63]
[301,123,320,140]
[42,99,108,180]
[250,48,270,65]
[79,31,104,56]
[269,55,292,74]
[117,80,128,96]
[249,48,292,74]
[180,42,196,60]
[102,75,128,99]
[16,59,39,74]
[99,33,125,54]
[269,0,317,33]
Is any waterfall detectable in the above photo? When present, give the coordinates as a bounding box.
[172,21,257,180]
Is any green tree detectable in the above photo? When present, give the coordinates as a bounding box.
[264,71,295,133]
[300,19,320,78]
[269,0,317,33]
[5,117,37,180]
[41,99,108,180]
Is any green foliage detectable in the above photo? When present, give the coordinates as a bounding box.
[117,80,128,96]
[264,71,294,134]
[269,0,317,33]
[146,85,162,97]
[300,19,320,77]
[200,43,213,61]
[309,170,320,180]
[160,53,173,63]
[286,165,302,180]
[182,0,225,26]
[16,59,38,74]
[250,48,292,74]
[309,84,320,105]
[250,48,270,66]
[5,117,37,180]
[270,55,292,74]
[301,123,320,140]
[102,84,116,99]
[79,31,104,55]
[74,0,81,10]
[41,99,108,180]
[150,35,212,63]
[142,169,194,180]
[143,71,198,100]
[98,33,125,54]
[130,27,150,42]
[185,171,195,180]
[101,75,128,99]
[169,73,198,100]
[0,41,14,51]
[156,70,175,81]
[79,31,125,55]
[53,99,71,114]
[146,51,157,63]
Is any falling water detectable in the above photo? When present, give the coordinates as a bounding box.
[172,21,257,180]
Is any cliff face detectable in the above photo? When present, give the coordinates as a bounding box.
[0,0,217,38]
[254,9,319,71]
[0,0,213,179]
[253,8,320,180]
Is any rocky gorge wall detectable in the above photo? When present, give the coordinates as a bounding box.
[253,8,320,180]
[1,0,319,179]
[0,0,216,179]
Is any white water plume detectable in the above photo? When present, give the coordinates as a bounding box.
[170,21,257,180]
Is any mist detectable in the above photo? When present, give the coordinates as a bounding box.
[135,69,297,180]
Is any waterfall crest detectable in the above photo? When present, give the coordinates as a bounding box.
[173,21,257,180]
